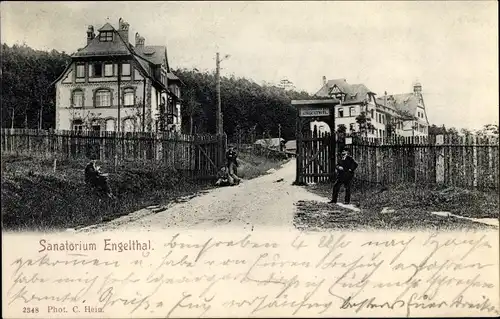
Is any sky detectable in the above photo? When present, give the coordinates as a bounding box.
[1,1,498,130]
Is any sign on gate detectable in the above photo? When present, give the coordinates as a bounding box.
[292,99,339,185]
[299,107,331,117]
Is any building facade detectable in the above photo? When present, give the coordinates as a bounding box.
[375,82,430,137]
[54,19,182,133]
[313,77,429,138]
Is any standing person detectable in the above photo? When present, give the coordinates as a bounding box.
[226,146,241,185]
[330,149,358,204]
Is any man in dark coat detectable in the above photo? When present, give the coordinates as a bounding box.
[85,160,114,198]
[330,149,358,204]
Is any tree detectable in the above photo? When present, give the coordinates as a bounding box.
[355,111,374,137]
[173,68,308,140]
[477,124,499,136]
[1,44,70,129]
[460,128,473,137]
[68,108,102,130]
[385,114,401,137]
[1,43,310,138]
[336,124,347,135]
[428,124,447,136]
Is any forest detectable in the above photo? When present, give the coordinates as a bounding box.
[1,43,311,142]
[2,43,496,141]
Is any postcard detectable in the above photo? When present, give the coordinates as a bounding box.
[1,1,498,318]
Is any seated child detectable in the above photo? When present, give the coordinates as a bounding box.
[215,166,233,186]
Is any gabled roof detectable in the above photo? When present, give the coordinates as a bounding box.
[167,72,180,81]
[67,21,183,96]
[73,25,130,57]
[135,45,166,65]
[314,78,374,105]
[254,138,285,148]
[376,93,420,119]
[98,23,115,32]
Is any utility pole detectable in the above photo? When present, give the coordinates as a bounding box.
[215,52,230,135]
[216,52,221,135]
[117,62,122,133]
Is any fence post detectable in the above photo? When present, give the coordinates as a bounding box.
[375,139,382,184]
[472,135,478,188]
[435,134,445,184]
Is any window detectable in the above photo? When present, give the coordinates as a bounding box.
[95,89,111,107]
[105,119,115,131]
[123,88,135,106]
[122,63,131,76]
[99,31,113,42]
[72,120,83,131]
[104,64,114,77]
[72,90,84,108]
[370,109,374,119]
[349,123,355,131]
[76,64,85,78]
[93,63,103,77]
[349,107,356,117]
[91,120,101,132]
[338,108,344,118]
[123,118,135,132]
[378,114,381,123]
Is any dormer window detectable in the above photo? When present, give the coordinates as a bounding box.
[99,31,113,42]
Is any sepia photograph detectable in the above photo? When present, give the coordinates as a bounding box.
[1,1,499,318]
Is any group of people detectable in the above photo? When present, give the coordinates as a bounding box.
[83,146,358,203]
[215,146,242,187]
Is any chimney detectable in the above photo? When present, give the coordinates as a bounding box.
[322,76,327,86]
[86,26,95,45]
[384,91,387,106]
[118,18,130,44]
[413,81,422,95]
[135,32,145,49]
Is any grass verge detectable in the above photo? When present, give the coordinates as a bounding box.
[236,151,290,180]
[296,180,498,231]
[1,155,212,232]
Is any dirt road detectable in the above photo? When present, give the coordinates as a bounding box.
[78,159,328,233]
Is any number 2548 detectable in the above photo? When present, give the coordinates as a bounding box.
[23,307,39,314]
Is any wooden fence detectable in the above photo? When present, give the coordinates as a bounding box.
[1,129,227,179]
[296,130,499,190]
[344,135,499,190]
[296,130,334,184]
